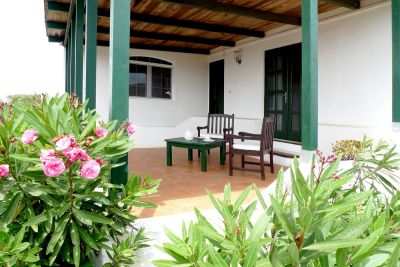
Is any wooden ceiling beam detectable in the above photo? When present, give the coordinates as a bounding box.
[157,0,301,25]
[47,22,235,46]
[47,1,265,38]
[97,40,210,54]
[322,0,360,9]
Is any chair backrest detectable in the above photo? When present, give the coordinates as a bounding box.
[260,117,275,152]
[207,113,234,135]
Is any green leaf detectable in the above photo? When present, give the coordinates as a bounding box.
[243,242,261,267]
[386,240,400,267]
[303,239,367,253]
[76,223,99,250]
[208,245,228,267]
[46,215,69,254]
[232,185,252,213]
[288,243,299,265]
[332,218,371,240]
[9,154,41,164]
[269,194,294,240]
[3,193,22,224]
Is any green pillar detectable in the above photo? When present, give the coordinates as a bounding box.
[109,0,131,185]
[75,0,84,100]
[68,34,72,93]
[85,0,98,110]
[65,45,69,92]
[393,0,400,127]
[70,17,76,92]
[301,0,318,152]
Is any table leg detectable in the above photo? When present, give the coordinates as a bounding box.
[188,148,193,161]
[166,144,172,166]
[201,147,207,172]
[220,144,226,165]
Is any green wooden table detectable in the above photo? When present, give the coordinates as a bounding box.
[165,137,226,172]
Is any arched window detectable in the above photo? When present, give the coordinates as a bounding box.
[129,56,173,99]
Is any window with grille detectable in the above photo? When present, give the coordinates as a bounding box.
[129,56,172,99]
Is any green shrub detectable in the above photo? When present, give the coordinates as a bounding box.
[154,146,400,266]
[0,94,160,266]
[332,139,362,160]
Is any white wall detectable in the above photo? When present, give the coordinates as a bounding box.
[95,47,209,127]
[209,2,392,153]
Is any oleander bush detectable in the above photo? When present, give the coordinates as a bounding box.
[154,141,400,267]
[332,139,362,160]
[0,94,160,266]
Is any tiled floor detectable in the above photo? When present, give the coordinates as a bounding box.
[128,147,281,218]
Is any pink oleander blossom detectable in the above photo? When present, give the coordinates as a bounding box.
[62,147,88,163]
[80,160,101,179]
[40,149,56,164]
[55,135,76,151]
[0,164,10,178]
[43,158,65,177]
[22,130,38,144]
[95,127,108,138]
[126,122,137,135]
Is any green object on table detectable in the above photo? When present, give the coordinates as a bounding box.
[165,137,226,172]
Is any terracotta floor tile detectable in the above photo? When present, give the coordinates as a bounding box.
[129,148,280,217]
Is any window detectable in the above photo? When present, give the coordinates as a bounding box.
[129,57,172,99]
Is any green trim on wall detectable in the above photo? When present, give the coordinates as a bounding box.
[109,0,131,185]
[75,0,84,100]
[85,0,98,110]
[393,0,400,122]
[301,0,318,151]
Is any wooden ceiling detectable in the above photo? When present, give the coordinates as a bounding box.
[44,0,360,54]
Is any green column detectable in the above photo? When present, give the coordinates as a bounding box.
[301,0,318,151]
[68,34,72,93]
[65,45,69,92]
[70,17,76,92]
[85,0,98,110]
[109,0,131,185]
[75,0,84,100]
[393,0,400,126]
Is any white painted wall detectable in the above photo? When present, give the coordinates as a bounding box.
[209,2,392,153]
[95,47,209,126]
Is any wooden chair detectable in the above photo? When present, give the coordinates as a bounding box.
[227,117,275,180]
[197,113,234,156]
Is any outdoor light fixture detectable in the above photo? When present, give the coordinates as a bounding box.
[234,50,242,65]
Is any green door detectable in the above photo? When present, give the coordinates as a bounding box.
[264,43,301,142]
[209,60,224,114]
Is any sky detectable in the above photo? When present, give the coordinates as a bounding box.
[0,0,65,100]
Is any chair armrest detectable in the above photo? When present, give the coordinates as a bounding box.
[238,131,261,138]
[223,127,233,133]
[227,134,262,141]
[197,126,208,137]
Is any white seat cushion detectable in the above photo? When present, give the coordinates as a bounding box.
[200,133,224,139]
[233,142,260,151]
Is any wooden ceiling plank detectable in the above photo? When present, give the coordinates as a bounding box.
[322,0,360,9]
[158,0,301,25]
[48,22,235,46]
[97,40,210,54]
[47,2,265,37]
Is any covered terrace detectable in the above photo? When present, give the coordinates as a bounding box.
[42,0,400,216]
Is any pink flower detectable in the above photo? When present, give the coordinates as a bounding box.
[40,149,56,164]
[22,130,38,144]
[43,158,65,177]
[0,164,10,178]
[95,127,108,138]
[62,147,88,163]
[80,160,101,179]
[126,122,137,135]
[55,135,76,151]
